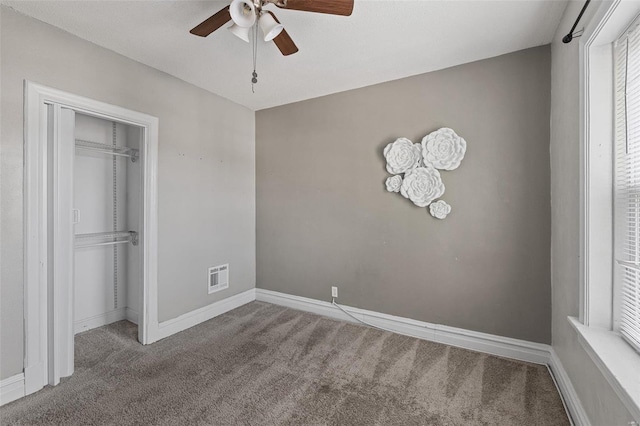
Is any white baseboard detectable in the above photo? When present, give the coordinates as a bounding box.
[154,289,256,341]
[74,308,127,334]
[0,374,25,406]
[74,307,140,335]
[126,307,139,325]
[255,289,550,364]
[433,322,551,365]
[255,288,588,425]
[549,349,591,426]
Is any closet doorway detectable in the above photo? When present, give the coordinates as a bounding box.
[74,114,142,334]
[24,82,159,395]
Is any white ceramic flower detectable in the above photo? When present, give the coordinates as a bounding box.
[400,165,445,207]
[385,175,403,193]
[429,200,451,219]
[383,138,422,174]
[422,128,467,171]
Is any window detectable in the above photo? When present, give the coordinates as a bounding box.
[615,24,640,354]
[573,1,640,418]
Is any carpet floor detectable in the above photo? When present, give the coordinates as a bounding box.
[1,301,569,425]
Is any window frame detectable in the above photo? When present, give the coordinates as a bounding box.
[577,0,640,419]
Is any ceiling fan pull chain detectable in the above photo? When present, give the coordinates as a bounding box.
[251,23,258,92]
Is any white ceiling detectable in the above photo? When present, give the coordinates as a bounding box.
[2,0,567,110]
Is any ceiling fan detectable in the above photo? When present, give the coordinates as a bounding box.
[189,0,354,56]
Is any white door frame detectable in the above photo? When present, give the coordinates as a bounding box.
[23,81,160,395]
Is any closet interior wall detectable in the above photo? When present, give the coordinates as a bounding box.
[73,113,141,334]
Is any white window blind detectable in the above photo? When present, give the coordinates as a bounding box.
[615,23,640,354]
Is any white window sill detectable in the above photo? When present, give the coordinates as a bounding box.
[568,316,640,421]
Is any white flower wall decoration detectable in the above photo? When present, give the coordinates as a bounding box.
[385,175,403,193]
[383,138,422,174]
[422,128,466,171]
[383,128,466,220]
[429,200,452,219]
[400,166,445,207]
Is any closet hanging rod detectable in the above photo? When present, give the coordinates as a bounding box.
[77,146,133,159]
[76,240,132,249]
[76,230,135,240]
[75,139,139,162]
[75,231,138,248]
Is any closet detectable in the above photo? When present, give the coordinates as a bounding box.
[73,113,142,335]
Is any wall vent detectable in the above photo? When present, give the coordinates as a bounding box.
[208,264,229,294]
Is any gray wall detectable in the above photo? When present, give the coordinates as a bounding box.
[256,46,552,343]
[0,7,256,380]
[550,2,635,423]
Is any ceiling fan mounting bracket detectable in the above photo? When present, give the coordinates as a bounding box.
[261,0,287,7]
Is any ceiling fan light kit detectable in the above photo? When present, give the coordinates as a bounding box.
[228,23,251,43]
[229,0,257,28]
[259,13,284,42]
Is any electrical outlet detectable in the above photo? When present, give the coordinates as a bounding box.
[331,286,338,298]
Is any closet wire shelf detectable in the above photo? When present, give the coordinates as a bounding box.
[75,231,139,249]
[75,139,139,162]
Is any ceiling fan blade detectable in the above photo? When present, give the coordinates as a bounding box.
[273,29,299,56]
[268,12,299,56]
[190,6,231,37]
[275,0,353,16]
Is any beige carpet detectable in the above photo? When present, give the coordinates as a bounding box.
[1,302,569,425]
